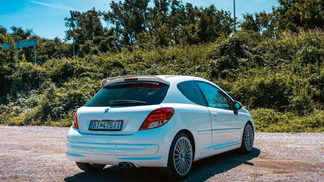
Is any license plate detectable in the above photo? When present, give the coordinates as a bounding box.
[89,120,123,131]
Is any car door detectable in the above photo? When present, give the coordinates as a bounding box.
[196,81,242,148]
[176,81,213,153]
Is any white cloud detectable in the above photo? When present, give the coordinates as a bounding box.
[29,1,77,11]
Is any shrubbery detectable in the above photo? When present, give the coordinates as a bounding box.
[0,31,324,132]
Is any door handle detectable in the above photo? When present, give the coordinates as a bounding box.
[210,111,218,116]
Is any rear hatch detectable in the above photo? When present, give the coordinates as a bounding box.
[77,77,169,135]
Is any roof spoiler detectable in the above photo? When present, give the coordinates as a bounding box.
[100,75,169,88]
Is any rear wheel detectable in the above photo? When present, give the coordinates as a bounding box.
[76,162,106,173]
[160,133,193,180]
[239,122,254,153]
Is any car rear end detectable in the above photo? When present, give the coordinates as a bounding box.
[66,76,176,167]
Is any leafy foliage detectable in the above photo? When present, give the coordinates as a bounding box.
[0,1,324,132]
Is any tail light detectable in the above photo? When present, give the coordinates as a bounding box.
[72,111,79,129]
[139,108,174,130]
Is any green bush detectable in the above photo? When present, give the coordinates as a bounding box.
[0,31,324,132]
[251,108,324,133]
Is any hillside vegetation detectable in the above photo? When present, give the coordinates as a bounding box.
[0,0,324,132]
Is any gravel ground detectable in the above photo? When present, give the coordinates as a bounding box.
[0,125,323,182]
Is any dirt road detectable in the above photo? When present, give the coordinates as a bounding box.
[0,126,323,182]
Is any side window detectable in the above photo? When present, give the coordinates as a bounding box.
[196,82,231,109]
[177,81,206,106]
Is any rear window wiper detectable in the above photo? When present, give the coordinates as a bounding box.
[110,100,147,106]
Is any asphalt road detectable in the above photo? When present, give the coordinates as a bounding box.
[0,125,323,182]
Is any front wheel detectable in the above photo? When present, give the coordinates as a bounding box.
[239,122,254,153]
[76,162,106,173]
[160,133,193,180]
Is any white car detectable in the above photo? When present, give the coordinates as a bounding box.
[66,75,254,180]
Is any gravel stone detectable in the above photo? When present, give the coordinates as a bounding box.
[0,126,323,181]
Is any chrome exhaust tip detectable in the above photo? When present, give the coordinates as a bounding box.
[124,162,133,169]
[118,162,125,168]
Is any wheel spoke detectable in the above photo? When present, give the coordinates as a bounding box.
[175,158,181,167]
[175,146,181,153]
[180,162,184,174]
[184,143,190,153]
[185,157,191,164]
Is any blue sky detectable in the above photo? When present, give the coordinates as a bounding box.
[0,0,279,40]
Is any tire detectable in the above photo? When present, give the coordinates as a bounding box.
[76,162,106,173]
[160,133,193,180]
[239,122,254,153]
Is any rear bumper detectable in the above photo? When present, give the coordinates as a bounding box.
[66,127,172,167]
[66,152,163,167]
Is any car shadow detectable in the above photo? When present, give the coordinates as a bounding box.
[64,148,260,182]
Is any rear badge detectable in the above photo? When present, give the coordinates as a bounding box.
[104,108,109,113]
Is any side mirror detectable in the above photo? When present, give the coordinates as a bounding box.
[233,101,242,115]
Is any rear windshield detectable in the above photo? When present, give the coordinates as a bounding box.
[85,81,169,107]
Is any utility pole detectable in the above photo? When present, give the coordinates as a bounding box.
[72,25,75,59]
[233,0,236,33]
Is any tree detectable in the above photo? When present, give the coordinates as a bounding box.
[10,26,33,41]
[0,25,7,35]
[0,33,16,103]
[178,4,233,45]
[65,8,113,57]
[8,27,36,62]
[273,0,324,32]
[196,5,233,42]
[240,13,260,32]
[103,0,150,46]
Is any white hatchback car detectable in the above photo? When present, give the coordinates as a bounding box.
[66,75,254,180]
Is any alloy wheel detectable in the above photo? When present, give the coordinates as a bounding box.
[173,137,193,176]
[244,124,254,151]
